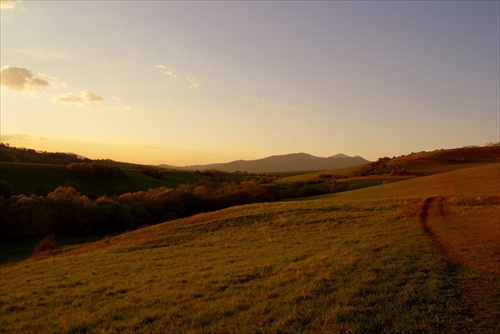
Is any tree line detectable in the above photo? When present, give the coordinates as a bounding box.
[0,143,89,165]
[0,179,284,239]
[67,162,127,180]
[0,172,339,239]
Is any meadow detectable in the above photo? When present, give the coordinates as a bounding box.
[0,163,498,333]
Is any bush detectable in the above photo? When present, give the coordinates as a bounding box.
[67,163,95,179]
[64,180,81,190]
[33,234,56,256]
[142,168,164,179]
[0,180,13,199]
[91,163,127,179]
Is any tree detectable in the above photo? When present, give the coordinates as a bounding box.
[1,195,49,237]
[67,163,95,180]
[0,180,14,199]
[95,197,133,233]
[47,187,96,235]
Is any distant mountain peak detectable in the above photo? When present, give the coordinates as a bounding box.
[161,152,369,173]
[331,153,351,159]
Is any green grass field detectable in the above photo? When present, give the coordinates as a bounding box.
[0,163,204,197]
[1,163,498,333]
[272,165,367,183]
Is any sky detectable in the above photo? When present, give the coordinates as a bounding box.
[1,0,499,166]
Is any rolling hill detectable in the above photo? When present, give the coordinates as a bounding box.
[373,146,500,176]
[161,152,370,173]
[0,163,205,197]
[1,163,498,332]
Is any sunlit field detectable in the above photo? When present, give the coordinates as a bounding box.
[1,164,498,333]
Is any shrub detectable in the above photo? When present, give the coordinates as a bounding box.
[142,168,164,179]
[91,163,127,179]
[64,180,81,190]
[0,180,13,199]
[67,163,95,179]
[33,234,56,256]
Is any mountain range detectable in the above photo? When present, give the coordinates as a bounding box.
[160,153,370,173]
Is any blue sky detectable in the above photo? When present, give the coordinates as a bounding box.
[1,0,498,165]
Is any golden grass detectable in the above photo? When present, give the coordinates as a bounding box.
[1,163,498,333]
[324,163,500,200]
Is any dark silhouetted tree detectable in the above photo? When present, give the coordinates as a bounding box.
[0,180,14,199]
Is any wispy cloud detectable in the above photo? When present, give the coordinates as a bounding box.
[124,142,171,152]
[241,95,297,111]
[110,94,133,111]
[156,64,199,89]
[156,64,178,79]
[53,89,104,106]
[0,0,20,10]
[1,133,47,143]
[14,47,72,61]
[0,66,55,91]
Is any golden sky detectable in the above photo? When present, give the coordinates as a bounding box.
[1,1,499,165]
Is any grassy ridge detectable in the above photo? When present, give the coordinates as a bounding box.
[375,146,500,177]
[273,165,366,183]
[323,163,500,201]
[1,164,498,332]
[0,163,204,196]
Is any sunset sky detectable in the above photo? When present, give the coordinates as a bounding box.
[1,0,498,166]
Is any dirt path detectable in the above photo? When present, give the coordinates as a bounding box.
[419,196,499,273]
[419,196,500,331]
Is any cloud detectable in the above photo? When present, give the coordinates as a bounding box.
[110,94,132,111]
[1,65,102,106]
[156,64,178,79]
[0,0,19,10]
[156,64,200,89]
[241,95,296,111]
[0,66,54,91]
[164,70,178,79]
[186,76,199,89]
[53,89,104,105]
[14,48,72,61]
[1,133,47,142]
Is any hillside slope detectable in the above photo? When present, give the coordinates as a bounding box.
[1,164,498,332]
[354,146,500,177]
[0,163,205,196]
[326,163,499,200]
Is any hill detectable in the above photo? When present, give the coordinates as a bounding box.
[0,143,87,165]
[354,146,500,177]
[0,163,205,197]
[161,152,370,173]
[1,163,498,332]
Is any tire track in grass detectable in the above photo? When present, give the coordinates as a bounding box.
[419,196,499,273]
[419,196,500,332]
[419,197,437,241]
